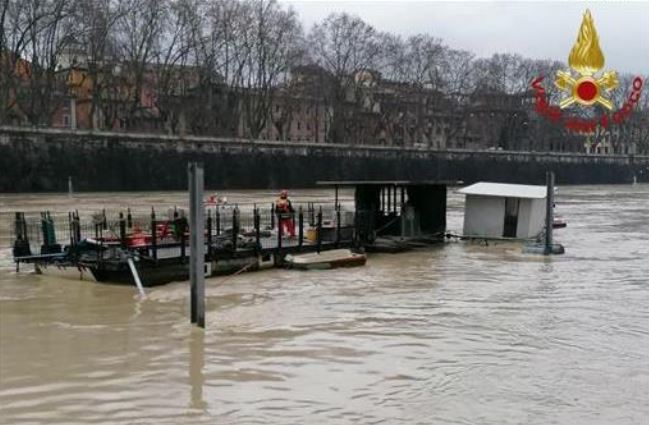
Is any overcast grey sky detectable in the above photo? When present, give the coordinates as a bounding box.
[282,1,648,75]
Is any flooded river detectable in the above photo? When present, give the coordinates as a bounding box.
[1,185,648,424]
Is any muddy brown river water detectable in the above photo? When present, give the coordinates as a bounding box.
[0,185,647,424]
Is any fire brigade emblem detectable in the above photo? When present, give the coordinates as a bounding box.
[554,9,618,109]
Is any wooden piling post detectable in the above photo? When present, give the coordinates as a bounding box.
[271,203,276,229]
[215,209,220,235]
[127,208,132,229]
[188,162,205,328]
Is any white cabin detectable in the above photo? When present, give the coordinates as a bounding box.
[458,182,547,239]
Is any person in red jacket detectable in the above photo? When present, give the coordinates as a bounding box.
[275,190,295,237]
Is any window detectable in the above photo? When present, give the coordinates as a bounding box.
[306,123,310,131]
[275,105,280,113]
[63,115,70,127]
[297,121,301,130]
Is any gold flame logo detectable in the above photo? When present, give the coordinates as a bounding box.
[555,9,618,109]
[568,9,604,76]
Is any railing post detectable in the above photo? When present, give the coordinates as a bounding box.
[127,208,132,229]
[119,212,126,248]
[254,206,261,252]
[151,207,157,262]
[277,208,283,249]
[206,210,212,256]
[68,212,74,246]
[234,206,240,251]
[393,186,397,214]
[271,203,275,229]
[336,204,341,246]
[215,209,221,236]
[316,206,322,253]
[298,206,304,248]
[73,211,80,243]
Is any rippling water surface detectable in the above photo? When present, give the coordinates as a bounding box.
[1,185,647,424]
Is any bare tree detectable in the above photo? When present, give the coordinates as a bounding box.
[17,0,77,126]
[308,12,381,143]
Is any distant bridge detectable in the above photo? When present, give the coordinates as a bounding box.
[1,126,647,192]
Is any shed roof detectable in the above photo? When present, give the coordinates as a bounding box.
[317,180,460,187]
[458,182,546,199]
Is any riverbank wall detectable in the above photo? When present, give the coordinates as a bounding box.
[1,126,647,192]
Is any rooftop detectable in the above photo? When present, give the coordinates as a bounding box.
[317,180,461,187]
[458,182,547,199]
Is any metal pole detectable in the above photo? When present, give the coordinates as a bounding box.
[544,171,554,255]
[127,257,146,298]
[189,162,205,328]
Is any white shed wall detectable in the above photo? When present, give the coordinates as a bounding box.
[463,195,505,237]
[527,198,547,237]
[516,199,532,238]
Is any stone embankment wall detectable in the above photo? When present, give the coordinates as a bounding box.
[1,126,648,192]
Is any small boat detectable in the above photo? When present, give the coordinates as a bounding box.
[284,249,366,270]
